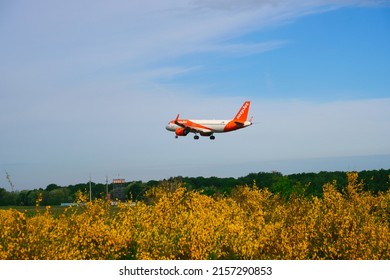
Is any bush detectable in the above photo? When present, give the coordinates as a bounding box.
[0,173,389,259]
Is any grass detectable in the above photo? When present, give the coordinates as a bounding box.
[0,205,71,217]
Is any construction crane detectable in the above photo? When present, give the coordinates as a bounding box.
[4,169,15,192]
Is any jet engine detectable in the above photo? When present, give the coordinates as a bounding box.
[175,127,190,136]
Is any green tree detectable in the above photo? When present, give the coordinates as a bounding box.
[0,188,12,206]
[47,188,69,205]
[270,176,292,198]
[45,184,60,192]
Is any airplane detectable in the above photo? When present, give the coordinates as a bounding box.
[166,101,252,140]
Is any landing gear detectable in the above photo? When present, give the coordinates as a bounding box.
[193,134,215,140]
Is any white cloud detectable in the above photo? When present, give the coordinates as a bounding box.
[2,0,387,91]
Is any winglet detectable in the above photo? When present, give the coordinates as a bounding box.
[174,114,184,127]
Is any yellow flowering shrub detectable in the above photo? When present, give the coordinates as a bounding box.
[0,173,389,260]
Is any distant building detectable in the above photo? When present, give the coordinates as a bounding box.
[113,179,125,184]
[112,178,126,201]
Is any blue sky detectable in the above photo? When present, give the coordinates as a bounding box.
[1,0,389,190]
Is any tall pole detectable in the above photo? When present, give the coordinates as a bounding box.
[105,176,109,200]
[89,176,92,202]
[5,169,15,192]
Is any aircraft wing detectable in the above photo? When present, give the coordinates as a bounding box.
[187,126,213,134]
[174,114,213,134]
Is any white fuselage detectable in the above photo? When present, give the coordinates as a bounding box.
[165,119,252,133]
[166,100,252,139]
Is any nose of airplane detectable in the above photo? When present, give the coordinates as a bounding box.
[166,124,172,131]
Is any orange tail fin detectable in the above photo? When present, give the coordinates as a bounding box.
[234,101,250,123]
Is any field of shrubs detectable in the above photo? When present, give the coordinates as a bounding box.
[0,173,389,260]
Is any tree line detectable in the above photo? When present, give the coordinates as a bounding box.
[1,169,389,206]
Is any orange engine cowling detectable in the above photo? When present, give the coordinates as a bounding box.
[175,127,190,136]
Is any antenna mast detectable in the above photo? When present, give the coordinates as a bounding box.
[89,176,92,202]
[105,176,109,199]
[5,170,15,192]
